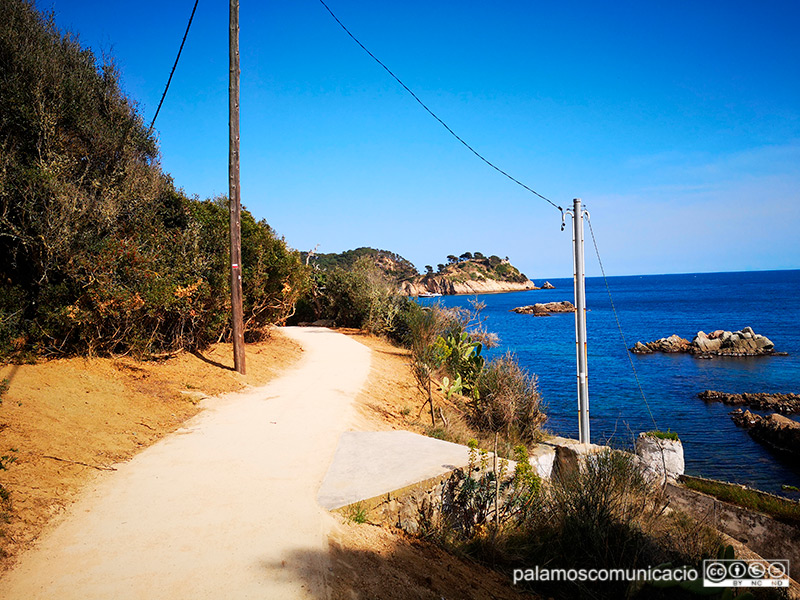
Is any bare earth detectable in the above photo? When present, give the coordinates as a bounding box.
[0,327,534,599]
[0,332,302,568]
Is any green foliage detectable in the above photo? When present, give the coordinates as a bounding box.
[311,256,411,337]
[345,502,369,524]
[0,1,309,358]
[646,429,680,441]
[441,440,541,540]
[495,450,721,599]
[436,331,484,399]
[304,247,418,281]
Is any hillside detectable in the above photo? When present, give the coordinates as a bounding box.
[303,247,418,281]
[401,254,539,296]
[306,249,539,296]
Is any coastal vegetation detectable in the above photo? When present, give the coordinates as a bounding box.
[434,447,729,600]
[681,475,800,528]
[0,0,310,360]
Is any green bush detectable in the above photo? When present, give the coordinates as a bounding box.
[0,1,309,358]
[308,255,412,339]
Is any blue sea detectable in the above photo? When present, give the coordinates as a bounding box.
[422,269,800,496]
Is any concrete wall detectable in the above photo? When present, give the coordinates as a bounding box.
[666,478,800,580]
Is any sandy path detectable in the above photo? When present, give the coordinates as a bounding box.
[0,327,371,599]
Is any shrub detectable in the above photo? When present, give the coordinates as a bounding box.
[470,353,546,442]
[0,1,310,358]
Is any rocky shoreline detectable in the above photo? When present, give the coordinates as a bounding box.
[511,301,576,316]
[730,409,800,461]
[699,391,800,415]
[630,327,780,358]
[400,278,541,296]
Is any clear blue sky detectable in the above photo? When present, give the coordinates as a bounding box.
[37,0,800,278]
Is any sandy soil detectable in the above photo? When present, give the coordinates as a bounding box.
[342,330,428,433]
[0,327,535,599]
[0,331,301,569]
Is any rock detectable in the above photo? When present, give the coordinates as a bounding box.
[511,301,575,316]
[542,281,555,289]
[699,390,800,414]
[631,328,779,358]
[635,433,685,482]
[399,278,539,296]
[730,409,800,460]
[630,334,691,354]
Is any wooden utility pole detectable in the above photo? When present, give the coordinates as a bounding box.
[229,0,245,374]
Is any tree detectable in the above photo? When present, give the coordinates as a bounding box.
[447,255,458,264]
[460,252,473,262]
[437,264,446,273]
[425,265,434,275]
[473,251,485,260]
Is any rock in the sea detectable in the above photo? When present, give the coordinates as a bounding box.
[634,432,685,482]
[699,391,800,415]
[542,281,555,289]
[730,409,800,460]
[631,328,778,358]
[511,301,575,316]
[630,334,691,354]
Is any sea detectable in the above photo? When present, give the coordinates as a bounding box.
[420,269,800,496]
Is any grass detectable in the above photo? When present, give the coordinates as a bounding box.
[644,429,679,441]
[681,475,800,527]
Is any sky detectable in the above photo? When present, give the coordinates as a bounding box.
[35,0,800,278]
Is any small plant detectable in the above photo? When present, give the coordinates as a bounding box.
[345,502,368,524]
[400,406,411,417]
[441,440,541,539]
[0,454,16,471]
[0,378,8,405]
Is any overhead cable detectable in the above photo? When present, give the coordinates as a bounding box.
[149,0,200,132]
[317,0,562,213]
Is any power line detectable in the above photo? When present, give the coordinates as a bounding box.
[585,212,660,434]
[317,0,562,213]
[148,0,200,133]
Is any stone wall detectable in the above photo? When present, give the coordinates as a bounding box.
[666,476,800,580]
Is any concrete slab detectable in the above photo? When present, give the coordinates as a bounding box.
[318,431,472,510]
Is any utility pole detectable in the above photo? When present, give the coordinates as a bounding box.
[229,0,245,374]
[567,198,589,444]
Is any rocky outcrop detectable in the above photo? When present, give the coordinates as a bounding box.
[699,391,800,415]
[635,433,685,482]
[541,281,555,289]
[631,328,778,358]
[631,334,691,354]
[400,278,538,296]
[692,328,775,356]
[730,409,800,460]
[511,301,576,316]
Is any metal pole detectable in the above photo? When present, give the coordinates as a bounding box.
[572,198,589,444]
[229,0,246,374]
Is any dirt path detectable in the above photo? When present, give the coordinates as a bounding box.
[0,327,371,599]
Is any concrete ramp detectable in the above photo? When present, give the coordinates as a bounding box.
[318,431,472,510]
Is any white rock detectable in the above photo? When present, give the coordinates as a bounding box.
[635,433,684,482]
